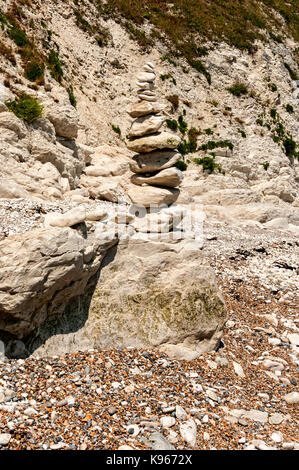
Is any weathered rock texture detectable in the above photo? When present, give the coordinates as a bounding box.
[24,238,227,358]
[0,226,117,340]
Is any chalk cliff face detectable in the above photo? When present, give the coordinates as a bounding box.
[0,0,298,357]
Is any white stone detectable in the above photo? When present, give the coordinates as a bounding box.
[271,432,283,443]
[160,416,176,428]
[283,392,299,404]
[233,361,246,378]
[136,72,156,83]
[179,419,197,447]
[0,433,11,445]
[175,405,187,420]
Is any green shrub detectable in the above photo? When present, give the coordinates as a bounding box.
[204,128,213,135]
[8,26,28,47]
[189,59,211,84]
[262,161,270,170]
[174,160,188,171]
[193,156,223,174]
[25,60,45,82]
[166,119,178,131]
[67,85,77,107]
[178,140,196,155]
[160,73,172,81]
[48,50,63,83]
[283,137,297,157]
[178,115,188,135]
[268,82,277,92]
[200,140,234,151]
[270,108,277,119]
[6,94,43,123]
[228,82,248,97]
[284,62,298,80]
[112,124,121,135]
[238,128,247,138]
[286,104,294,113]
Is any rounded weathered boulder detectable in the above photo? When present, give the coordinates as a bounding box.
[46,104,79,139]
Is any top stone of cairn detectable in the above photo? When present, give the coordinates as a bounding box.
[136,63,157,102]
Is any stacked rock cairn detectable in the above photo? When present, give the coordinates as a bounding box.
[126,62,184,209]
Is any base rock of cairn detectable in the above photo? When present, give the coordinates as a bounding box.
[126,62,183,209]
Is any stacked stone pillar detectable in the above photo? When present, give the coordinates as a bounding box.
[126,63,184,208]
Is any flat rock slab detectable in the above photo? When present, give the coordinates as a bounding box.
[128,185,179,207]
[127,101,165,118]
[127,132,181,153]
[128,114,165,138]
[130,150,181,174]
[131,167,183,188]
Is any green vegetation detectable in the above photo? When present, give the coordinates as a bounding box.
[166,119,178,132]
[286,104,294,113]
[284,62,298,80]
[24,60,44,82]
[6,94,43,123]
[257,108,298,160]
[67,85,77,108]
[160,73,177,85]
[48,49,63,83]
[228,82,248,97]
[95,0,299,64]
[193,156,224,174]
[200,140,234,152]
[8,24,28,47]
[178,115,188,135]
[238,128,247,138]
[268,82,278,92]
[283,137,297,158]
[111,124,121,136]
[174,160,188,171]
[262,161,270,170]
[204,128,213,135]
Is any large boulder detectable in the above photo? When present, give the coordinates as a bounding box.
[26,238,227,358]
[46,104,79,139]
[0,227,117,340]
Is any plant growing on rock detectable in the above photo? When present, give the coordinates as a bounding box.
[193,156,224,174]
[6,94,43,123]
[174,160,188,171]
[166,119,178,132]
[48,49,63,83]
[228,82,248,97]
[67,85,77,108]
[111,124,121,136]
